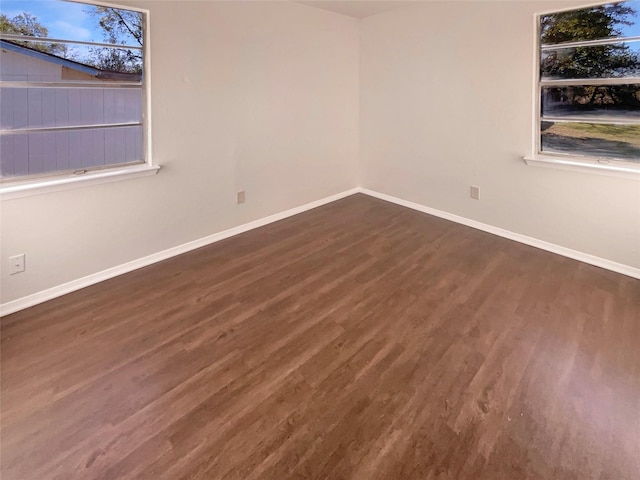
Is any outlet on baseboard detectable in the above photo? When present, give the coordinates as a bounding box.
[237,190,246,204]
[8,254,25,275]
[470,186,480,200]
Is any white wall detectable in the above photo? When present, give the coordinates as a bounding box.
[0,0,360,305]
[360,0,640,269]
[3,0,639,310]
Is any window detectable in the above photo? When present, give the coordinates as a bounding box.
[0,0,154,192]
[534,1,640,168]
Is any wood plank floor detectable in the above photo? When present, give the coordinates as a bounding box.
[1,193,639,480]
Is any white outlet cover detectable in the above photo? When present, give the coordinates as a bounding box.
[9,254,25,275]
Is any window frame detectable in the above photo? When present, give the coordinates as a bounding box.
[525,0,640,178]
[0,0,158,200]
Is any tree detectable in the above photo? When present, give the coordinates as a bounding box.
[541,2,636,44]
[540,3,640,111]
[86,6,143,74]
[0,12,68,57]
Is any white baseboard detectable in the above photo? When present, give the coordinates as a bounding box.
[0,188,360,317]
[3,186,637,317]
[359,188,640,280]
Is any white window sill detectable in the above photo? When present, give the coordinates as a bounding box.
[523,155,640,179]
[1,164,161,200]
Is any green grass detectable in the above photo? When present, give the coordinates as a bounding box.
[546,123,640,147]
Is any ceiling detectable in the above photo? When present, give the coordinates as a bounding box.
[296,1,424,19]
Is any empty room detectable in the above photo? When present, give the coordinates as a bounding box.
[1,0,639,478]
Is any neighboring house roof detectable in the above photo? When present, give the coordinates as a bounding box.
[0,39,141,81]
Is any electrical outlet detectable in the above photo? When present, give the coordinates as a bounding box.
[8,254,25,275]
[237,191,246,204]
[470,186,480,200]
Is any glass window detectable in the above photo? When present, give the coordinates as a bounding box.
[537,1,640,163]
[0,0,148,180]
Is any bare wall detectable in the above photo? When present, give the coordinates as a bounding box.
[0,1,360,304]
[3,0,638,309]
[360,0,640,269]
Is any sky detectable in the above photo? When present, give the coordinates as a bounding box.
[0,0,141,63]
[0,0,135,44]
[620,0,640,37]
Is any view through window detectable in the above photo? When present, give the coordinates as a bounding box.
[539,0,640,163]
[0,0,146,180]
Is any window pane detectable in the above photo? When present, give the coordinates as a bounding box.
[541,1,640,45]
[0,0,147,180]
[0,87,143,130]
[0,1,143,46]
[541,84,640,118]
[1,41,143,80]
[541,121,640,161]
[541,41,640,80]
[0,126,144,178]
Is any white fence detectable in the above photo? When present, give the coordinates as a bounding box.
[0,46,143,178]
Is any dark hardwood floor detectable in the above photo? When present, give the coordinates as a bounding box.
[1,193,639,480]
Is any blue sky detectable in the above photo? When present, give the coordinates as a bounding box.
[621,0,640,36]
[0,0,140,44]
[1,0,141,62]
